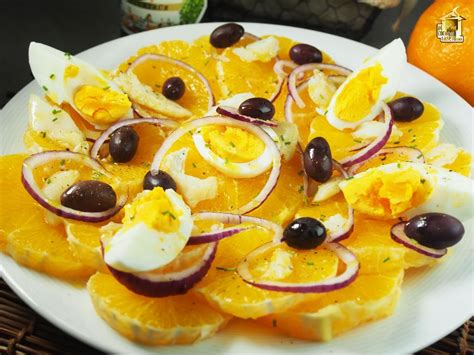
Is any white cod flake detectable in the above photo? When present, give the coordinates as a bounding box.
[42,170,80,201]
[161,148,218,207]
[323,214,348,235]
[352,120,403,143]
[308,69,337,110]
[114,71,191,119]
[232,36,279,63]
[262,248,294,280]
[28,94,88,153]
[313,176,344,203]
[425,143,461,167]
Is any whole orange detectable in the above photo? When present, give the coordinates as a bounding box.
[407,1,473,105]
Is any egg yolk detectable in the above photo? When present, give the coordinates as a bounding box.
[64,65,80,80]
[341,168,432,218]
[122,187,180,233]
[74,86,131,125]
[201,126,265,162]
[334,63,387,123]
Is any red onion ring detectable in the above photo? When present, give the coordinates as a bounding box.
[284,80,309,125]
[106,242,217,297]
[273,60,298,78]
[21,151,127,223]
[193,212,284,243]
[127,53,214,110]
[327,160,354,243]
[237,242,359,293]
[340,103,394,168]
[216,106,278,127]
[348,146,425,175]
[90,118,178,159]
[288,63,352,109]
[188,226,250,245]
[390,222,447,258]
[151,116,281,215]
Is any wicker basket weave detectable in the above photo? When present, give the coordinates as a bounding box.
[0,278,472,354]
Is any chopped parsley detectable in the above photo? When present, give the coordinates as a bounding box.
[393,141,400,145]
[162,210,176,220]
[52,109,62,115]
[420,178,426,184]
[306,261,315,266]
[417,153,423,159]
[383,257,390,263]
[192,162,197,168]
[64,52,72,59]
[345,176,354,180]
[397,163,402,168]
[49,73,56,79]
[42,85,48,92]
[298,185,304,193]
[91,170,105,179]
[284,141,291,145]
[52,117,58,122]
[353,138,362,143]
[103,86,110,91]
[60,159,66,166]
[40,131,47,138]
[229,141,236,148]
[216,266,236,272]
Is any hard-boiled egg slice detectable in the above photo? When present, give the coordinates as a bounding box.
[29,42,132,128]
[339,162,473,221]
[28,94,88,153]
[104,188,192,273]
[326,39,406,130]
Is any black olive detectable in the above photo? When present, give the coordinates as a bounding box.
[109,126,139,163]
[303,137,333,182]
[283,217,327,250]
[143,170,177,191]
[61,180,117,212]
[210,23,245,48]
[388,97,424,122]
[404,213,464,249]
[289,43,323,65]
[162,77,185,100]
[238,97,275,120]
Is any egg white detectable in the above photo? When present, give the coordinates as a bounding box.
[28,42,132,125]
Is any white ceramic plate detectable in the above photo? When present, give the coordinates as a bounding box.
[0,23,472,354]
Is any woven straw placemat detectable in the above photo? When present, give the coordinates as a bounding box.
[0,278,472,354]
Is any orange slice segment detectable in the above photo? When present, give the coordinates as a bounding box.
[259,269,403,341]
[87,272,231,345]
[196,228,339,319]
[0,154,94,280]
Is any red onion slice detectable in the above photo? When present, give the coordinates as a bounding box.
[340,103,394,168]
[127,53,214,110]
[106,242,217,297]
[348,146,425,175]
[216,106,278,127]
[326,160,354,243]
[288,63,352,109]
[273,60,298,78]
[188,226,250,245]
[90,117,178,159]
[237,242,359,293]
[391,222,447,258]
[21,151,127,223]
[284,80,309,125]
[151,116,281,215]
[193,212,284,243]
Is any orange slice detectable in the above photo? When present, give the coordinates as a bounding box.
[196,228,339,319]
[118,40,213,119]
[259,269,403,341]
[87,272,231,345]
[0,154,94,280]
